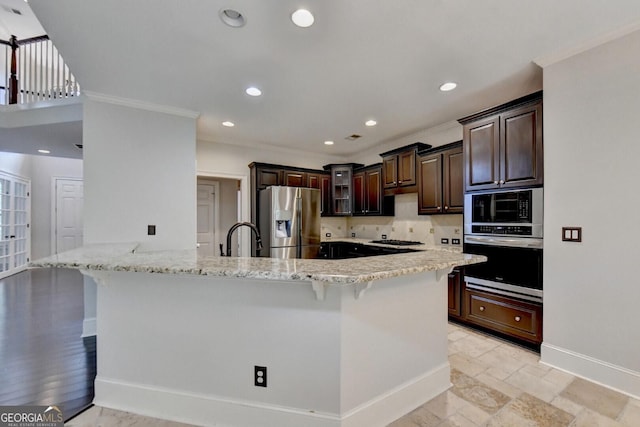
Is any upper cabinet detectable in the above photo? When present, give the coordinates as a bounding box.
[307,172,331,216]
[380,143,431,194]
[283,170,307,187]
[353,164,394,216]
[418,142,463,215]
[254,166,282,190]
[326,164,362,216]
[459,91,543,192]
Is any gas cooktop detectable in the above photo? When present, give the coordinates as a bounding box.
[369,239,423,246]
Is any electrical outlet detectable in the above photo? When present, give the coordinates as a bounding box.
[147,225,156,235]
[452,238,461,245]
[254,366,267,387]
[351,232,356,238]
[381,234,387,239]
[325,232,331,238]
[429,228,435,234]
[441,238,449,244]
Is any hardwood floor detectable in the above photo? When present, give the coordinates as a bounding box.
[0,268,95,421]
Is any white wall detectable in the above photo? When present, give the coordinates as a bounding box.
[30,155,82,259]
[347,121,463,165]
[197,139,344,177]
[541,29,640,397]
[83,98,196,251]
[0,152,83,260]
[0,152,31,177]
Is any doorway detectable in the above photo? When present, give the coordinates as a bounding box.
[197,177,240,256]
[52,178,84,254]
[0,171,31,279]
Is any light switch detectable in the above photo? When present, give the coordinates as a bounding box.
[562,227,582,242]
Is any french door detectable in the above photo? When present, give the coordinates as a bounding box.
[0,172,31,279]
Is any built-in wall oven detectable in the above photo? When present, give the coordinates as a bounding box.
[463,187,543,303]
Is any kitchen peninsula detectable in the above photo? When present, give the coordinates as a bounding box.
[32,245,485,427]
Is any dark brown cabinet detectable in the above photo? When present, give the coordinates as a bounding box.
[459,91,543,192]
[329,164,356,216]
[283,170,307,187]
[308,172,331,216]
[463,287,543,345]
[255,166,282,190]
[418,142,463,215]
[353,165,384,216]
[448,267,463,318]
[380,143,431,194]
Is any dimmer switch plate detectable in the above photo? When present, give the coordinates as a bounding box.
[562,227,582,242]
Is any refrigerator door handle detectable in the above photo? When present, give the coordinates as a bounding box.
[296,195,302,258]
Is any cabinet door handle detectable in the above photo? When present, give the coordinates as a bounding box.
[437,206,441,211]
[494,181,498,185]
[398,180,403,184]
[479,306,485,312]
[444,205,449,210]
[499,180,505,185]
[514,316,521,322]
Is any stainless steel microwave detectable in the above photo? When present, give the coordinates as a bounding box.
[464,188,543,239]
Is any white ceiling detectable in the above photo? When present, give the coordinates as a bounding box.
[4,1,640,159]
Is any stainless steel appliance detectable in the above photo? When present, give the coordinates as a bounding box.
[259,186,321,259]
[463,187,543,303]
[464,187,543,238]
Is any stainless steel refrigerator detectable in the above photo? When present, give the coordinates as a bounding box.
[259,186,321,259]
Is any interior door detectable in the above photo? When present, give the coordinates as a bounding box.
[197,184,216,257]
[55,178,84,253]
[0,172,30,279]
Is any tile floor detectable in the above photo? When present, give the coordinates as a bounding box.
[66,323,640,427]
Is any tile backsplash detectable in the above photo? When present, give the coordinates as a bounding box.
[320,193,463,247]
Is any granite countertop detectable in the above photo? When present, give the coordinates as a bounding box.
[30,242,485,285]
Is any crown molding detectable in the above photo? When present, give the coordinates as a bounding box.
[534,20,640,68]
[83,91,200,119]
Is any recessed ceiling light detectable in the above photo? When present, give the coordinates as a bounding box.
[219,9,246,27]
[38,149,50,154]
[365,120,377,127]
[246,86,262,97]
[222,121,235,127]
[291,9,314,28]
[324,140,334,145]
[439,82,457,92]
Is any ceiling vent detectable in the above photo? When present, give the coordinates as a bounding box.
[1,5,22,15]
[345,134,362,141]
[74,143,83,150]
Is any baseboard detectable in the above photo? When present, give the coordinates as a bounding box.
[94,363,451,427]
[341,362,451,427]
[541,343,640,399]
[81,317,96,337]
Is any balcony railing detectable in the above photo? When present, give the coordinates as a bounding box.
[1,35,80,105]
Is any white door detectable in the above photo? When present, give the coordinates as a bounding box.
[55,178,83,254]
[0,172,31,279]
[197,184,216,257]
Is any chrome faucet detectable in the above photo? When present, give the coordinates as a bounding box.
[224,222,263,256]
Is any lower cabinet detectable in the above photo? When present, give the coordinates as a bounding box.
[463,288,543,345]
[448,267,463,318]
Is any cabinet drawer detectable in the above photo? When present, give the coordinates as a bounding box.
[465,289,542,344]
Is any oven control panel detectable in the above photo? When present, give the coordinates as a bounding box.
[471,225,532,236]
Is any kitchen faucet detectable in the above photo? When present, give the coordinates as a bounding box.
[223,222,263,257]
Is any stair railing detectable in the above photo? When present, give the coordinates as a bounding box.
[1,34,80,105]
